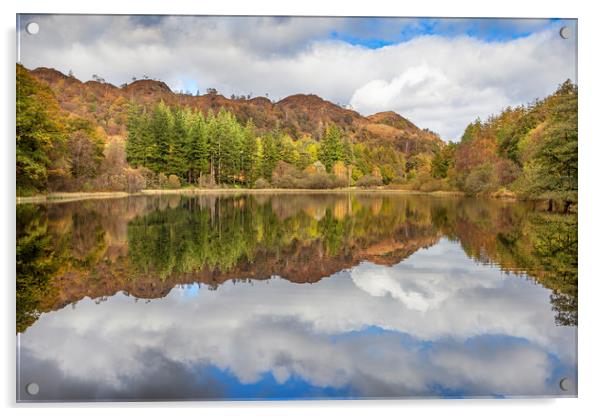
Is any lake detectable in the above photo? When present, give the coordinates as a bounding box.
[16,192,577,401]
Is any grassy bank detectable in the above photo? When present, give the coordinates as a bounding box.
[17,188,466,204]
[17,191,130,204]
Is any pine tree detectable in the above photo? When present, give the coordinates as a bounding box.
[149,101,173,173]
[261,133,278,179]
[206,110,219,183]
[280,134,297,165]
[218,109,243,183]
[318,124,343,172]
[125,102,144,167]
[169,106,189,179]
[138,110,153,167]
[342,136,353,165]
[242,119,258,186]
[188,111,209,182]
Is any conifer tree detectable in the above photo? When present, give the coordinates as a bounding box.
[149,101,173,173]
[318,124,343,172]
[242,119,258,186]
[188,111,209,182]
[169,106,189,178]
[126,102,144,167]
[261,133,278,179]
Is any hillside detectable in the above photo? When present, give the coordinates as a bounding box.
[28,66,442,149]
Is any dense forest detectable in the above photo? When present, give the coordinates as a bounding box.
[431,79,578,212]
[16,64,577,211]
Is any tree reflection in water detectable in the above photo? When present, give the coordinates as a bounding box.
[16,193,577,333]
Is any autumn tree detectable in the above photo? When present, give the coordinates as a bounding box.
[431,143,456,179]
[517,81,578,212]
[16,64,67,194]
[66,117,105,181]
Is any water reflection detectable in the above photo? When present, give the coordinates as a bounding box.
[16,193,577,400]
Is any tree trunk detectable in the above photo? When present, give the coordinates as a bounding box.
[547,199,554,212]
[563,200,572,214]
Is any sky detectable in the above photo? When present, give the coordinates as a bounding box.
[17,15,577,140]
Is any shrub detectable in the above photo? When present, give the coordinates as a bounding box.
[332,161,348,181]
[101,138,127,175]
[494,159,521,187]
[197,174,217,188]
[464,163,497,195]
[157,173,168,188]
[379,164,398,184]
[272,161,303,188]
[490,187,517,199]
[356,175,382,188]
[303,161,326,175]
[93,173,126,191]
[419,178,448,192]
[138,166,155,189]
[254,178,271,189]
[273,160,298,178]
[167,174,181,189]
[408,172,431,190]
[299,172,341,189]
[331,174,348,188]
[371,166,383,181]
[124,168,146,193]
[272,174,299,189]
[351,166,364,183]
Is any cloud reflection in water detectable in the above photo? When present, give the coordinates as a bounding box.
[18,239,576,400]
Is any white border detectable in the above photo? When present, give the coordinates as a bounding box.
[2,1,601,415]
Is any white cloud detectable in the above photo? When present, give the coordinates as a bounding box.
[19,15,576,140]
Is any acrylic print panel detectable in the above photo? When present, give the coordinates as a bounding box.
[16,14,578,401]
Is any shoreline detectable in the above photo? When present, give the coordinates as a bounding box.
[16,188,466,204]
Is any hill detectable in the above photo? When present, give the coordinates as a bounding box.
[28,66,443,150]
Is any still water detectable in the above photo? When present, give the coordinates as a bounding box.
[16,193,577,400]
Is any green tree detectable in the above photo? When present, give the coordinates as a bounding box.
[318,124,343,172]
[125,102,145,167]
[342,137,353,165]
[187,111,209,182]
[517,81,578,212]
[16,64,67,194]
[431,143,456,179]
[169,107,189,179]
[261,133,278,179]
[218,109,243,183]
[242,119,258,186]
[149,101,173,173]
